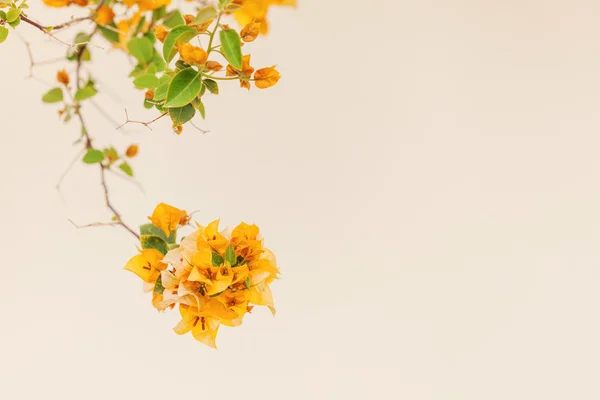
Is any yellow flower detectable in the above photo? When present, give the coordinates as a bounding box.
[174,304,221,348]
[254,66,280,89]
[95,5,115,25]
[123,0,171,12]
[42,0,70,7]
[56,69,70,86]
[125,144,138,158]
[196,219,229,255]
[230,222,263,261]
[233,0,297,35]
[177,42,208,65]
[226,54,254,90]
[154,25,168,43]
[124,248,167,284]
[148,202,189,237]
[116,12,143,50]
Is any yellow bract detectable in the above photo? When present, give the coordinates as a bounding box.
[233,0,297,34]
[123,0,171,12]
[126,211,279,348]
[95,5,115,25]
[42,0,70,7]
[148,202,188,237]
[254,66,280,89]
[177,42,208,66]
[56,69,70,86]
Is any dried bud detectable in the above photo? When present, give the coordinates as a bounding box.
[145,90,154,100]
[71,0,88,6]
[94,5,115,25]
[173,124,183,135]
[56,69,70,86]
[240,22,260,42]
[125,144,139,158]
[205,61,223,72]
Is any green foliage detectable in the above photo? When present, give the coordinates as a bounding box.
[119,162,134,177]
[212,252,224,266]
[203,79,219,95]
[74,82,97,102]
[133,74,160,89]
[169,104,196,124]
[219,29,243,70]
[98,23,119,44]
[82,149,104,164]
[153,273,165,294]
[162,10,186,29]
[42,88,63,103]
[164,68,202,108]
[0,26,7,44]
[140,223,177,244]
[192,97,206,119]
[6,7,20,23]
[140,235,168,255]
[162,25,198,63]
[192,6,217,25]
[128,36,154,65]
[225,245,237,266]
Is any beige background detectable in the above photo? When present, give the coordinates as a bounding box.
[2,0,600,398]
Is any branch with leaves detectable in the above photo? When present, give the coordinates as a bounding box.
[0,0,296,347]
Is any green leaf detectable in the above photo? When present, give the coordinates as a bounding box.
[150,50,166,72]
[153,273,165,294]
[74,85,97,101]
[219,29,242,70]
[140,223,176,244]
[8,16,20,28]
[212,252,224,266]
[82,149,104,164]
[169,104,195,124]
[193,98,206,119]
[0,10,6,20]
[6,8,20,23]
[103,147,118,163]
[244,277,251,289]
[219,0,233,8]
[133,74,160,88]
[164,68,202,108]
[162,25,198,63]
[153,82,169,101]
[163,10,186,29]
[225,245,237,266]
[118,162,133,177]
[128,36,154,65]
[42,87,63,103]
[140,235,168,255]
[203,79,219,95]
[192,6,217,25]
[98,23,119,43]
[0,26,8,44]
[152,5,168,20]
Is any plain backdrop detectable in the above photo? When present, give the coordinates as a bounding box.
[2,0,600,398]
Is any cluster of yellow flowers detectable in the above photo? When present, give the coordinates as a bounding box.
[124,203,279,348]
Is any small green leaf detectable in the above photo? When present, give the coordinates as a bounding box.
[203,79,219,95]
[0,26,8,44]
[82,149,104,164]
[153,82,169,101]
[225,245,237,266]
[74,85,97,101]
[192,6,217,25]
[162,25,198,63]
[212,252,224,266]
[194,98,206,119]
[118,162,133,177]
[133,74,160,88]
[0,10,6,20]
[8,16,20,28]
[169,104,195,124]
[42,87,63,103]
[164,68,202,108]
[140,235,168,255]
[153,273,165,294]
[98,23,119,43]
[244,277,251,289]
[6,8,20,23]
[219,0,233,8]
[219,28,242,70]
[128,36,154,65]
[140,223,176,244]
[162,10,186,29]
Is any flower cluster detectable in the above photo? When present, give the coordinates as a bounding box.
[124,203,279,348]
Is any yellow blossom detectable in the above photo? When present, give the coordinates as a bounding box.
[196,219,229,255]
[226,54,254,90]
[42,0,70,7]
[148,202,189,237]
[154,25,168,43]
[254,65,280,89]
[174,304,221,348]
[125,144,138,158]
[124,248,167,284]
[95,5,115,25]
[233,0,297,35]
[56,69,69,86]
[177,42,208,65]
[123,0,171,12]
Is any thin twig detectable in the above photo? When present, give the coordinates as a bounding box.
[116,109,169,131]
